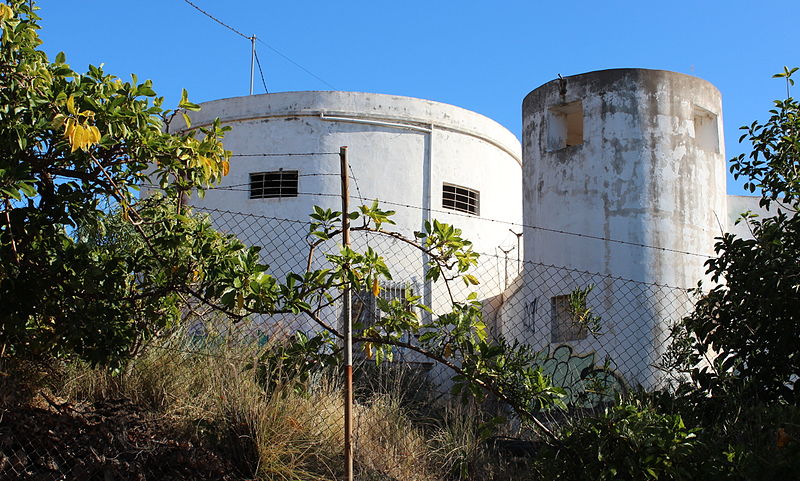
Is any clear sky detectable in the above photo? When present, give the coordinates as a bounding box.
[35,0,799,196]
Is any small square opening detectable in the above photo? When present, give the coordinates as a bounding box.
[692,106,719,153]
[550,294,587,343]
[547,101,583,151]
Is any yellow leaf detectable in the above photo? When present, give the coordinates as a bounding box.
[371,278,380,297]
[78,125,90,151]
[70,125,83,152]
[63,117,75,138]
[66,94,76,115]
[0,4,13,22]
[89,125,101,143]
[221,160,230,176]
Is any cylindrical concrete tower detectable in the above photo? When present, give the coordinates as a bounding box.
[512,69,726,387]
[523,69,725,285]
[175,91,522,336]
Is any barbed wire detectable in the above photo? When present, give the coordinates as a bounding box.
[185,205,695,291]
[152,183,713,260]
[191,205,313,226]
[230,152,340,157]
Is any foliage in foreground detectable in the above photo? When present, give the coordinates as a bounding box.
[532,400,700,481]
[0,0,230,367]
[47,332,522,481]
[670,67,800,403]
[0,0,564,431]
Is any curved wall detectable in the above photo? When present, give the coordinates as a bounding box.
[179,91,522,321]
[512,69,727,387]
[522,69,725,286]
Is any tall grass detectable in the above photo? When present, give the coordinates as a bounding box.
[53,328,476,480]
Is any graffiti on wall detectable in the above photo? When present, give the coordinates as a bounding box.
[523,297,538,331]
[539,344,627,408]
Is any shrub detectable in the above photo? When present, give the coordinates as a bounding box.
[533,400,701,481]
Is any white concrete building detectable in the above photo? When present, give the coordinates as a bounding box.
[178,69,763,389]
[179,91,523,340]
[499,69,730,388]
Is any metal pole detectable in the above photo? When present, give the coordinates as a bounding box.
[499,246,513,290]
[509,229,523,273]
[339,146,353,481]
[249,35,256,95]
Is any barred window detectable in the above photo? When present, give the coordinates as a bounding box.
[551,295,587,343]
[352,284,415,332]
[442,183,480,215]
[350,283,419,360]
[250,170,298,199]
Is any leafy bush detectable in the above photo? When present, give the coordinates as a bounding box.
[533,400,701,481]
[672,68,800,402]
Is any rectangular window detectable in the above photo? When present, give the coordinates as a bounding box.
[692,106,719,153]
[249,170,298,199]
[550,295,587,343]
[351,283,419,357]
[443,183,480,215]
[352,284,415,333]
[547,101,583,151]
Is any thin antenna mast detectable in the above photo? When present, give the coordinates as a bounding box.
[249,34,256,95]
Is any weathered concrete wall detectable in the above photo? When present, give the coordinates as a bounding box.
[181,91,521,278]
[522,69,726,286]
[173,91,522,340]
[514,69,727,387]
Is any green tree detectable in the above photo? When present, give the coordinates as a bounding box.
[677,67,800,402]
[0,0,231,366]
[0,1,565,437]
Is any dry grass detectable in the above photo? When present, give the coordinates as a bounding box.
[354,394,439,480]
[51,329,483,480]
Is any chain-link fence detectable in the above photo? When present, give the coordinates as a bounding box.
[1,205,698,480]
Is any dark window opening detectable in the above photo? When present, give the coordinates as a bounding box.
[550,294,587,343]
[250,170,298,199]
[443,183,480,215]
[547,101,583,151]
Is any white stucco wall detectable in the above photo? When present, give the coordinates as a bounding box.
[174,91,522,338]
[726,194,772,239]
[159,74,746,391]
[503,69,728,388]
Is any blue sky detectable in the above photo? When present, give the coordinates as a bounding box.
[36,0,798,196]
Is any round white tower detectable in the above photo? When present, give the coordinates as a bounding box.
[178,91,522,328]
[522,69,725,285]
[508,69,726,387]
